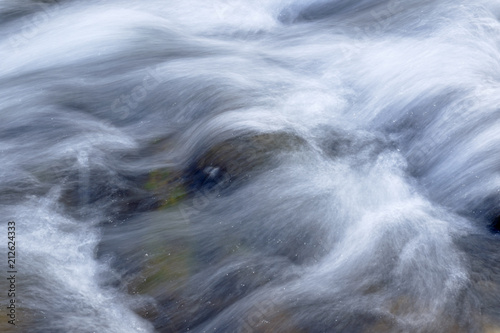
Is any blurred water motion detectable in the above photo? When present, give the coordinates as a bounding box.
[0,0,499,332]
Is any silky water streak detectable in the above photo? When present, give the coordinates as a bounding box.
[0,0,499,332]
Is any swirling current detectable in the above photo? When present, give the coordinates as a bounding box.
[0,0,499,332]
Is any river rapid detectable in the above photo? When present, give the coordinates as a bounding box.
[0,0,499,332]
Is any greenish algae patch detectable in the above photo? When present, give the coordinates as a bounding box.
[144,169,187,209]
[132,246,193,296]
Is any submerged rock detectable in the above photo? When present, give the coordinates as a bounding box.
[186,131,307,192]
[144,169,187,209]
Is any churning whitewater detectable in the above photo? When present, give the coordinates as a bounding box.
[0,0,499,332]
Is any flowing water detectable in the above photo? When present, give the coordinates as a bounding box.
[0,0,499,332]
